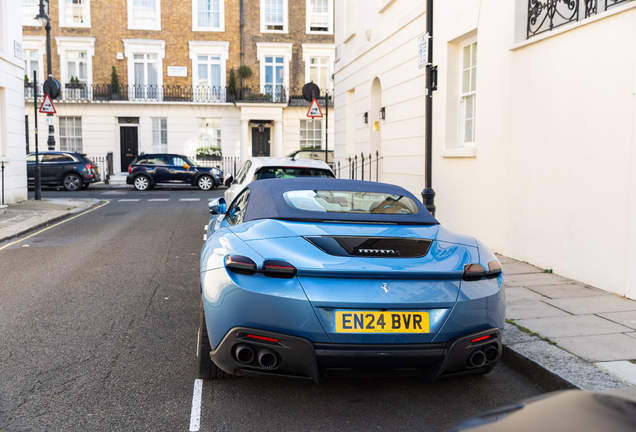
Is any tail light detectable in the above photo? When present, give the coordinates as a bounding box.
[224,256,297,278]
[463,260,502,281]
[262,260,297,278]
[128,165,132,174]
[225,255,257,275]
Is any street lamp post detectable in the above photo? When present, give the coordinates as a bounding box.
[33,1,50,201]
[421,0,437,216]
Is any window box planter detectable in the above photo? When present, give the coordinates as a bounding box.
[65,83,86,90]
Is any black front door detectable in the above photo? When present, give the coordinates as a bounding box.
[120,127,138,172]
[251,127,271,157]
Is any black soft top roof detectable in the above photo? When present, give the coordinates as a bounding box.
[242,178,439,225]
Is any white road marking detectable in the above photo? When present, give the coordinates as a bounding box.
[203,234,208,241]
[204,225,208,231]
[189,379,203,432]
[180,198,201,202]
[118,199,141,202]
[148,199,170,202]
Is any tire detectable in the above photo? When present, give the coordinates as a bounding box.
[62,173,83,191]
[133,175,150,191]
[197,175,214,191]
[198,298,233,380]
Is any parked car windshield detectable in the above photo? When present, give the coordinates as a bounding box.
[283,190,419,215]
[254,167,334,180]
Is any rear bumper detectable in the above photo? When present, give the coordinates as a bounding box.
[210,327,501,383]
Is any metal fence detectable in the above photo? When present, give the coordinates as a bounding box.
[85,152,114,183]
[23,84,332,106]
[337,151,382,182]
[527,0,633,38]
[189,156,240,180]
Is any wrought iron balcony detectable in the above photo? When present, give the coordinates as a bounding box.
[527,0,633,39]
[23,84,326,105]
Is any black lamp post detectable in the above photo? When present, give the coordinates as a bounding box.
[421,0,437,216]
[36,0,56,151]
[32,3,50,201]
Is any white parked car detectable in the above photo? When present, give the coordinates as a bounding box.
[223,157,335,204]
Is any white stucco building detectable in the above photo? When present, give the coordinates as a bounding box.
[0,0,27,204]
[334,0,636,300]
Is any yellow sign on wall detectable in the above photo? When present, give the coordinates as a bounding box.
[373,121,380,131]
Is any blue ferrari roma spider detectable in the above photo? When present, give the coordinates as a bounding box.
[198,178,505,382]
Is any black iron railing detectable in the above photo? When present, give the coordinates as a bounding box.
[24,84,325,105]
[337,151,382,182]
[527,0,634,38]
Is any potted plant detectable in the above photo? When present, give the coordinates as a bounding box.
[196,146,223,160]
[66,76,84,89]
[237,65,252,99]
[227,68,237,102]
[24,75,33,88]
[110,66,120,100]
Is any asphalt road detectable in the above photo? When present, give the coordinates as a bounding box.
[0,186,544,431]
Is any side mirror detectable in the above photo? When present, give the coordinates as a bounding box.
[224,174,234,187]
[183,163,190,170]
[208,197,227,215]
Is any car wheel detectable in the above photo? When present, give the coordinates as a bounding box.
[198,175,214,191]
[62,173,83,191]
[198,298,233,380]
[133,175,150,191]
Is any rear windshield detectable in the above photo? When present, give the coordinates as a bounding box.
[254,167,334,181]
[283,190,419,215]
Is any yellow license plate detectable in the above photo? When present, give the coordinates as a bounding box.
[335,311,430,333]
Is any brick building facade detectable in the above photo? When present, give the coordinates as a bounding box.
[22,0,334,174]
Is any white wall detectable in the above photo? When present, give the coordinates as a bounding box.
[434,0,636,299]
[0,0,27,204]
[334,0,428,192]
[335,0,636,300]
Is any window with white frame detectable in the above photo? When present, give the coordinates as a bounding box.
[306,0,332,34]
[152,118,167,152]
[59,0,91,27]
[133,53,159,98]
[65,51,88,83]
[189,41,229,102]
[261,0,287,32]
[59,117,83,152]
[198,118,221,149]
[459,40,477,146]
[24,50,40,83]
[264,56,284,99]
[300,119,322,149]
[309,57,329,90]
[22,0,45,27]
[128,0,161,30]
[193,0,224,31]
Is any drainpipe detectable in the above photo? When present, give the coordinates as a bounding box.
[240,0,245,87]
[421,0,437,216]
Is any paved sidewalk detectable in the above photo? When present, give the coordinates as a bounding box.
[500,254,636,391]
[0,198,100,243]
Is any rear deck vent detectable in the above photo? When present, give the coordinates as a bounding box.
[304,236,432,258]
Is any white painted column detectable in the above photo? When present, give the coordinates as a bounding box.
[240,120,249,161]
[274,120,283,157]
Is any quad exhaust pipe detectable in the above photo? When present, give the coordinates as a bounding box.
[234,345,255,365]
[258,349,278,369]
[467,345,500,368]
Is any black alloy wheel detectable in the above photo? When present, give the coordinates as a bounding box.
[62,173,83,191]
[198,298,232,380]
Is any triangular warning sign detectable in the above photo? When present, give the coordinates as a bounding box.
[307,98,323,118]
[39,93,57,114]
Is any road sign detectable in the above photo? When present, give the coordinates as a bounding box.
[39,93,57,114]
[419,33,429,69]
[307,98,323,118]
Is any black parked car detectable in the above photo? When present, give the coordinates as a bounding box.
[126,154,223,191]
[27,151,100,191]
